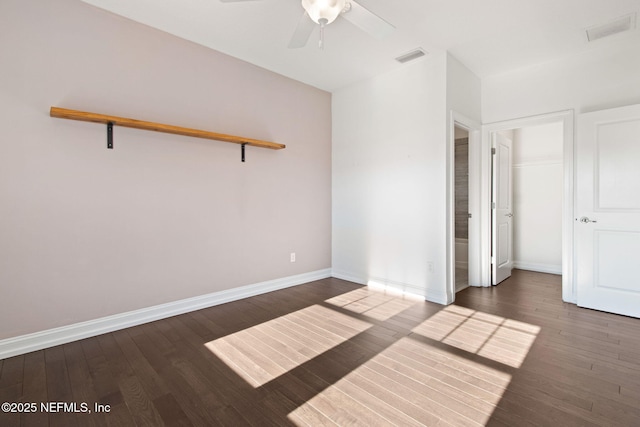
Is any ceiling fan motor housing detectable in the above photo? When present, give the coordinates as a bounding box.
[302,0,346,25]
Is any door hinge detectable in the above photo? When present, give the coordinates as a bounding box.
[468,213,472,219]
[491,147,496,155]
[492,202,496,209]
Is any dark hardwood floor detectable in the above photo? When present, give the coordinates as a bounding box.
[1,270,640,426]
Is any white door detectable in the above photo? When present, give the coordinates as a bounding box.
[492,133,514,285]
[576,104,640,318]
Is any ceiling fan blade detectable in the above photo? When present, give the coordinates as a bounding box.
[341,1,394,39]
[288,12,316,49]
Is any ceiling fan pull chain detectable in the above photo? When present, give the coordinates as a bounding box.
[318,18,327,49]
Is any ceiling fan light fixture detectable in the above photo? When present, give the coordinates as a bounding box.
[301,0,346,25]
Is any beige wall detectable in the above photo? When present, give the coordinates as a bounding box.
[0,0,331,340]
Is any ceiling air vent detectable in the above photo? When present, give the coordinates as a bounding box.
[395,48,427,64]
[586,13,637,42]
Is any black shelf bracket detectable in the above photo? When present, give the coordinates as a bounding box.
[241,143,246,162]
[107,122,113,149]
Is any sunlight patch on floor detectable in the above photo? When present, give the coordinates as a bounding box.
[203,287,541,425]
[411,305,541,368]
[325,284,422,321]
[288,335,514,426]
[205,304,372,387]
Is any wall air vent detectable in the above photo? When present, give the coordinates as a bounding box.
[586,13,637,42]
[395,48,427,64]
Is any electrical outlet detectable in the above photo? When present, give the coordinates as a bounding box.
[290,252,296,263]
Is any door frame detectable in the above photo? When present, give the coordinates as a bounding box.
[481,110,575,302]
[447,111,481,304]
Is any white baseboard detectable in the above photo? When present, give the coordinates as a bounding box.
[513,261,562,275]
[0,268,331,360]
[330,270,367,286]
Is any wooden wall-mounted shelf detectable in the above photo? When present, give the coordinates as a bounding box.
[50,107,285,158]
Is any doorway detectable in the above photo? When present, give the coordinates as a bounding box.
[482,111,574,301]
[454,126,470,292]
[448,112,482,304]
[448,112,481,304]
[491,124,564,285]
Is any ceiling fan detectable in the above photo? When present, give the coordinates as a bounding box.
[220,0,395,49]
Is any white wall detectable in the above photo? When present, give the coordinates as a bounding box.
[0,0,331,340]
[483,37,640,122]
[332,54,449,303]
[447,55,482,293]
[332,52,481,304]
[447,55,482,122]
[512,123,563,274]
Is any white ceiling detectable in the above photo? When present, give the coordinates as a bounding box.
[80,0,640,92]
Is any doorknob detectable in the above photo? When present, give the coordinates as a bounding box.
[579,216,597,223]
[505,213,513,218]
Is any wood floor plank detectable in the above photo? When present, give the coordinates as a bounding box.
[352,356,488,425]
[111,329,169,400]
[396,338,513,388]
[129,333,220,426]
[304,381,394,427]
[81,339,127,410]
[5,272,640,426]
[44,346,78,427]
[370,358,495,425]
[0,354,24,390]
[22,351,47,400]
[384,345,505,402]
[345,368,445,426]
[129,322,176,356]
[96,334,135,382]
[21,351,48,427]
[103,402,141,427]
[265,368,335,416]
[0,383,22,427]
[337,371,439,426]
[206,336,278,387]
[163,320,284,426]
[355,363,482,426]
[244,325,310,366]
[591,399,640,426]
[118,375,165,427]
[152,393,193,427]
[63,341,108,427]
